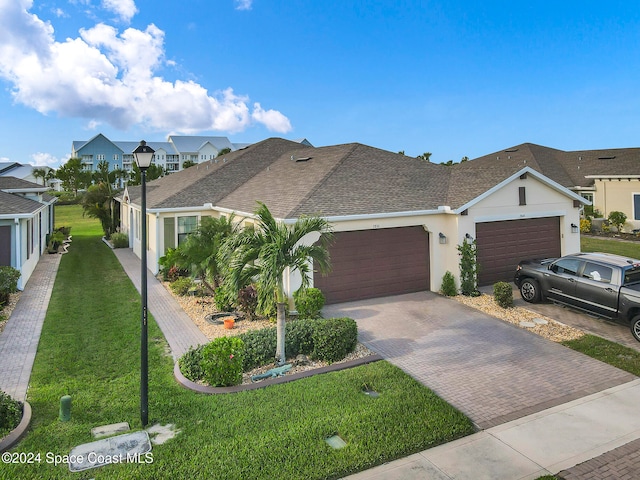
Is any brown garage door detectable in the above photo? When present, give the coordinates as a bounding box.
[313,226,430,304]
[476,217,561,286]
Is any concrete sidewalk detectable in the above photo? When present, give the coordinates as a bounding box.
[346,379,640,480]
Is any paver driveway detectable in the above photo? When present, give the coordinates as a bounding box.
[323,291,636,429]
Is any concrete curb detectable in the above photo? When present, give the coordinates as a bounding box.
[174,354,384,394]
[0,402,32,453]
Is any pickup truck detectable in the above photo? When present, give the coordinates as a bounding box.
[514,252,640,341]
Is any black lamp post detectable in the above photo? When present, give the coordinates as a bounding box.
[132,140,154,427]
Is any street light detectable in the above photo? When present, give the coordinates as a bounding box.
[132,140,154,427]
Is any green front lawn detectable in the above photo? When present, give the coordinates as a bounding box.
[3,206,474,479]
[581,235,640,258]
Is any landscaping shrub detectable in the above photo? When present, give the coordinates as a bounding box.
[237,284,258,320]
[608,211,627,233]
[201,337,245,387]
[170,277,194,296]
[293,288,325,319]
[458,237,479,296]
[110,232,129,248]
[214,285,236,312]
[440,271,457,296]
[285,319,317,357]
[312,317,358,363]
[0,266,21,306]
[0,391,22,437]
[238,327,277,370]
[580,218,592,233]
[493,282,513,308]
[178,344,205,382]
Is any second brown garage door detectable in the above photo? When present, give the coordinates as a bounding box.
[313,227,430,304]
[476,217,561,286]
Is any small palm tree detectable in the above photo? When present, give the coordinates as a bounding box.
[225,202,332,365]
[178,214,242,294]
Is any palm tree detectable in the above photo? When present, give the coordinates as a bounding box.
[225,202,333,365]
[177,214,242,294]
[32,167,47,185]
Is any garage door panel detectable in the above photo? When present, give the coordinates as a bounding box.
[477,217,560,286]
[314,227,429,304]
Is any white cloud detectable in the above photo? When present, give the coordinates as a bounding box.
[252,103,292,133]
[102,0,137,23]
[235,0,253,11]
[30,152,66,167]
[0,0,291,135]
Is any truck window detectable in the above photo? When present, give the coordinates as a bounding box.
[551,258,581,276]
[624,267,640,285]
[582,262,612,284]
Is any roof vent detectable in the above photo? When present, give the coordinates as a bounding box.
[292,156,312,162]
[505,148,519,153]
[598,155,616,160]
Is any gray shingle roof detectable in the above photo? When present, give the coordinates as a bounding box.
[459,143,640,190]
[124,138,618,219]
[0,176,47,190]
[0,190,43,215]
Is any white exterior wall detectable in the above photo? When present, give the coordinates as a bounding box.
[457,174,582,257]
[199,144,219,162]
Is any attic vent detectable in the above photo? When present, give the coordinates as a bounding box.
[598,155,616,160]
[291,156,312,162]
[505,148,519,153]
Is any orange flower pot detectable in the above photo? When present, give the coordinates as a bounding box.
[223,318,235,329]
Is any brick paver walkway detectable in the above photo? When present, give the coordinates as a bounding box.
[113,248,208,359]
[324,291,637,430]
[559,438,640,480]
[0,253,60,401]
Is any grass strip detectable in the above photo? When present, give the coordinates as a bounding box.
[581,236,640,258]
[562,334,640,376]
[2,206,474,479]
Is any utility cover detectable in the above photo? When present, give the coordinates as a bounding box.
[325,435,347,449]
[68,431,151,472]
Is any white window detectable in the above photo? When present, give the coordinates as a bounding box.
[177,216,197,245]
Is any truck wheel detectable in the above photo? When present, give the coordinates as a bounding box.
[520,279,541,303]
[631,315,640,343]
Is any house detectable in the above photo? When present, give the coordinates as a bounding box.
[72,133,312,176]
[0,177,57,289]
[466,143,640,230]
[0,162,57,189]
[116,138,586,305]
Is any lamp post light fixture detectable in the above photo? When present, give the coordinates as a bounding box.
[132,140,154,427]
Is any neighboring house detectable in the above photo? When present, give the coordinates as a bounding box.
[71,133,311,176]
[466,143,640,230]
[0,162,57,189]
[116,138,586,305]
[0,177,57,290]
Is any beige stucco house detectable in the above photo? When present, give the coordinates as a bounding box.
[116,138,586,305]
[468,143,640,231]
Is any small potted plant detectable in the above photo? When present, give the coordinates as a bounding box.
[223,317,235,329]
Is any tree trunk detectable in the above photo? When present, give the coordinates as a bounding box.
[275,301,287,365]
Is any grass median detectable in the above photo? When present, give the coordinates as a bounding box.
[2,205,474,479]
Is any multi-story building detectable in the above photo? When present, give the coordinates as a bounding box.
[70,133,257,174]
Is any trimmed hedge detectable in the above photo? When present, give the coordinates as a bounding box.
[312,317,358,363]
[179,317,360,381]
[0,391,22,437]
[293,288,325,319]
[493,282,513,309]
[201,337,245,387]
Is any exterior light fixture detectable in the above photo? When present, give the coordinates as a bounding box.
[132,140,155,427]
[571,223,579,233]
[465,233,473,240]
[439,232,447,244]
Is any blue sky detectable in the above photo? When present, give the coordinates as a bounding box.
[2,1,640,168]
